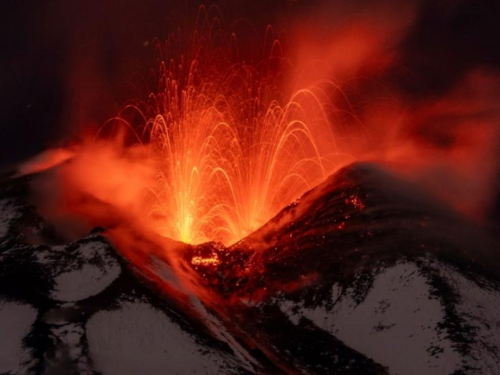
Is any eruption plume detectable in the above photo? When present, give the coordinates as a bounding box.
[21,2,500,249]
[5,3,500,373]
[29,7,360,246]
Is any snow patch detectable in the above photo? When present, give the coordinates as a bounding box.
[437,265,500,373]
[0,198,21,239]
[0,301,37,374]
[46,323,93,373]
[86,302,238,375]
[46,240,121,302]
[77,240,110,260]
[281,262,462,375]
[51,263,120,302]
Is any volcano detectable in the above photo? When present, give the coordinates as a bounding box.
[1,162,499,374]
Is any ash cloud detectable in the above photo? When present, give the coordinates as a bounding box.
[285,0,500,223]
[3,0,500,224]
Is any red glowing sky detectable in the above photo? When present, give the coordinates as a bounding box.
[2,0,500,227]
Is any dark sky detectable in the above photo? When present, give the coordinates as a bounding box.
[0,0,293,168]
[1,0,500,222]
[1,0,500,166]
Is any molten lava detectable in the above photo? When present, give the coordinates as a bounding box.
[21,7,420,248]
[11,4,500,373]
[89,15,346,246]
[22,5,500,256]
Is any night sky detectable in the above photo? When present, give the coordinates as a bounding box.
[1,0,500,218]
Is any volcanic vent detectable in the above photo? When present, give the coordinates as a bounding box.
[2,2,500,374]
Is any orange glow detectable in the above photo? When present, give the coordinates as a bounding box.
[347,194,365,211]
[30,18,347,246]
[27,4,500,252]
[28,5,430,247]
[101,15,350,246]
[143,76,338,245]
[191,255,221,267]
[17,148,75,176]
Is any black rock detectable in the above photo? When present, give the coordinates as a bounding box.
[1,163,499,374]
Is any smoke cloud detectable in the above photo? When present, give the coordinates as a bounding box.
[12,0,500,242]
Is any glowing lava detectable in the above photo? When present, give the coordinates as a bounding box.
[111,15,342,246]
[191,254,221,267]
[31,6,498,250]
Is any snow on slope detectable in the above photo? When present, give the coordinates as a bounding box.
[0,198,21,240]
[46,240,121,302]
[86,302,242,375]
[437,264,500,373]
[279,260,500,375]
[0,301,38,374]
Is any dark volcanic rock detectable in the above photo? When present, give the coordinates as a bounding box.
[0,176,255,375]
[189,163,500,374]
[0,163,499,374]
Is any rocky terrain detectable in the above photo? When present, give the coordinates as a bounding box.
[1,163,499,374]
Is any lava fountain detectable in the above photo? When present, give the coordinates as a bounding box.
[5,3,500,373]
[88,11,345,246]
[22,5,500,253]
